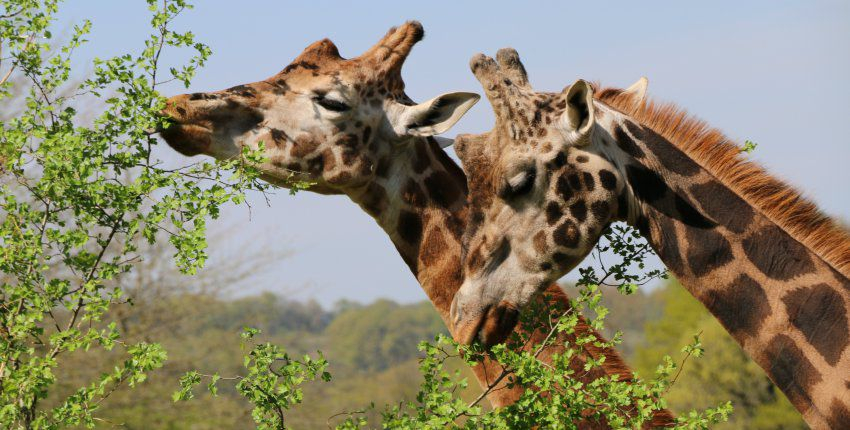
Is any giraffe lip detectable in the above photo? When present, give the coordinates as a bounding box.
[453,304,490,345]
[159,122,212,156]
[159,119,211,133]
[479,303,519,347]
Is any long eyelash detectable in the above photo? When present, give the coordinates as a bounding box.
[314,96,350,112]
[513,171,535,196]
[500,171,536,199]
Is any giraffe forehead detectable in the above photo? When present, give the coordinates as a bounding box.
[277,61,404,95]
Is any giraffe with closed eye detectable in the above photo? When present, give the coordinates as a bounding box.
[450,47,850,429]
[157,23,675,426]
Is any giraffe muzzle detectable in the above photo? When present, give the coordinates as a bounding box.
[451,295,520,347]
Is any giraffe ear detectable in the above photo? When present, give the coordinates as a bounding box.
[624,77,648,103]
[560,79,595,138]
[391,92,480,138]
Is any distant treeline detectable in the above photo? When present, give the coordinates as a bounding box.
[45,282,803,429]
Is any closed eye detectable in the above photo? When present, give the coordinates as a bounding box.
[313,95,350,112]
[500,169,536,200]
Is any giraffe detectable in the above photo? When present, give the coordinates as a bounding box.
[449,47,850,428]
[157,22,674,426]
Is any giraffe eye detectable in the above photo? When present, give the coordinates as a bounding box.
[314,95,351,112]
[500,169,536,200]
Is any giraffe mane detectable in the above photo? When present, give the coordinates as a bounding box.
[595,87,850,278]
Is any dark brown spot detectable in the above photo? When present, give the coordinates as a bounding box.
[269,128,290,146]
[338,133,360,149]
[783,284,849,366]
[281,60,319,74]
[290,134,321,158]
[625,164,667,203]
[189,92,215,101]
[673,194,715,229]
[582,172,595,191]
[553,152,567,167]
[616,192,629,219]
[321,149,336,172]
[545,202,562,225]
[226,84,256,98]
[576,155,589,163]
[828,399,850,429]
[569,200,587,222]
[361,183,387,216]
[704,274,770,336]
[568,173,582,191]
[685,226,733,277]
[614,124,645,158]
[599,169,617,190]
[329,171,352,184]
[553,252,570,266]
[553,220,580,248]
[467,245,485,273]
[742,224,815,281]
[763,334,821,412]
[397,211,422,245]
[556,174,574,201]
[648,215,685,274]
[413,141,430,173]
[424,170,462,208]
[341,149,357,166]
[361,125,372,144]
[641,127,701,176]
[690,181,754,234]
[590,201,610,222]
[306,155,324,174]
[402,179,427,207]
[374,157,390,177]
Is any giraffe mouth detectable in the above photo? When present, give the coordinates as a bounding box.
[158,121,213,157]
[452,301,520,347]
[478,302,520,346]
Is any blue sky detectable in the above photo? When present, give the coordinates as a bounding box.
[57,1,849,305]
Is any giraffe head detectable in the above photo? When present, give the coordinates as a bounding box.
[159,21,479,195]
[450,48,647,345]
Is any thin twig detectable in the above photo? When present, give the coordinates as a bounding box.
[666,330,703,392]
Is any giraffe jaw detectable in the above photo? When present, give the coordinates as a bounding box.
[158,122,212,157]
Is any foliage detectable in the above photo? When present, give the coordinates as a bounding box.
[174,328,331,429]
[41,286,804,429]
[329,224,733,429]
[740,140,758,154]
[0,0,275,427]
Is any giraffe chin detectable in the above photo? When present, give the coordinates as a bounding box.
[158,123,212,157]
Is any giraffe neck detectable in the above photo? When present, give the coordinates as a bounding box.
[346,137,674,425]
[603,114,850,428]
[348,136,467,318]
